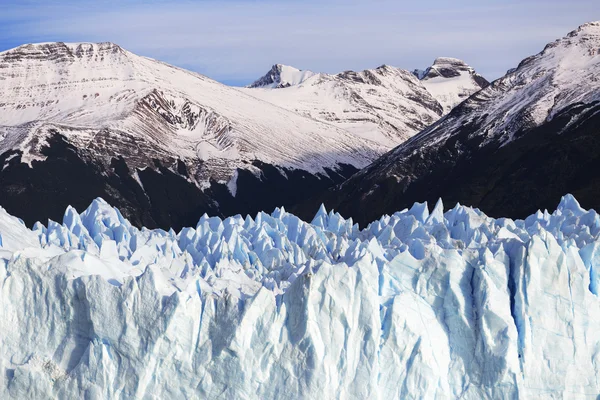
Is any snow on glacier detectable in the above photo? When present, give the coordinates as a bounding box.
[2,195,600,398]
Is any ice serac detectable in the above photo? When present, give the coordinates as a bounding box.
[414,57,489,113]
[2,194,600,398]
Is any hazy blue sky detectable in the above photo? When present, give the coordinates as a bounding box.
[1,0,599,85]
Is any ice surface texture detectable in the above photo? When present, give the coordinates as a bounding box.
[1,195,600,399]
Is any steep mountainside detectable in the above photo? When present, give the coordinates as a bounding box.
[298,22,600,226]
[414,57,489,113]
[0,42,383,229]
[244,60,486,147]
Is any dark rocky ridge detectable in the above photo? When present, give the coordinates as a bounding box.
[0,132,357,230]
[294,101,600,227]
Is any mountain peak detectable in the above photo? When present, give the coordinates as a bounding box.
[412,57,489,113]
[419,57,477,80]
[375,64,393,70]
[534,21,600,57]
[5,41,123,52]
[0,38,381,230]
[432,56,469,67]
[1,42,125,63]
[564,20,600,45]
[574,21,600,33]
[514,21,600,77]
[247,64,316,88]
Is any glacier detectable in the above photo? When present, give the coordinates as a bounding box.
[1,196,600,399]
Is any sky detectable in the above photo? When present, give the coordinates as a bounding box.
[1,0,599,86]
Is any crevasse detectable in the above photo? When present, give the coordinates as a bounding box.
[1,195,600,399]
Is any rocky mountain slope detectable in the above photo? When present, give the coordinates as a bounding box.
[299,22,600,226]
[0,42,385,229]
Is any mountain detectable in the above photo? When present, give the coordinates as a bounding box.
[414,57,489,113]
[243,65,444,147]
[297,22,600,226]
[0,42,384,229]
[246,64,317,88]
[244,60,487,148]
[3,195,600,398]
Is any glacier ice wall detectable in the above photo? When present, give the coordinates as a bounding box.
[2,196,600,399]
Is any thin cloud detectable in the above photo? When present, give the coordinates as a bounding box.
[1,0,599,84]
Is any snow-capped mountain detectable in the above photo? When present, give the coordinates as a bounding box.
[0,42,491,230]
[0,42,384,229]
[301,22,600,227]
[246,64,317,88]
[3,195,600,398]
[0,42,379,176]
[243,65,443,147]
[244,60,486,147]
[414,57,489,113]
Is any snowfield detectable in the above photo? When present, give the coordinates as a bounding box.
[1,195,600,398]
[243,60,486,148]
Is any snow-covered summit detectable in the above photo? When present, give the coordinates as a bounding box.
[414,57,489,113]
[312,22,600,227]
[243,64,443,147]
[247,64,317,88]
[421,57,475,78]
[0,42,125,62]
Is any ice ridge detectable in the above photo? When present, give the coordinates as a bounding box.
[1,195,600,398]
